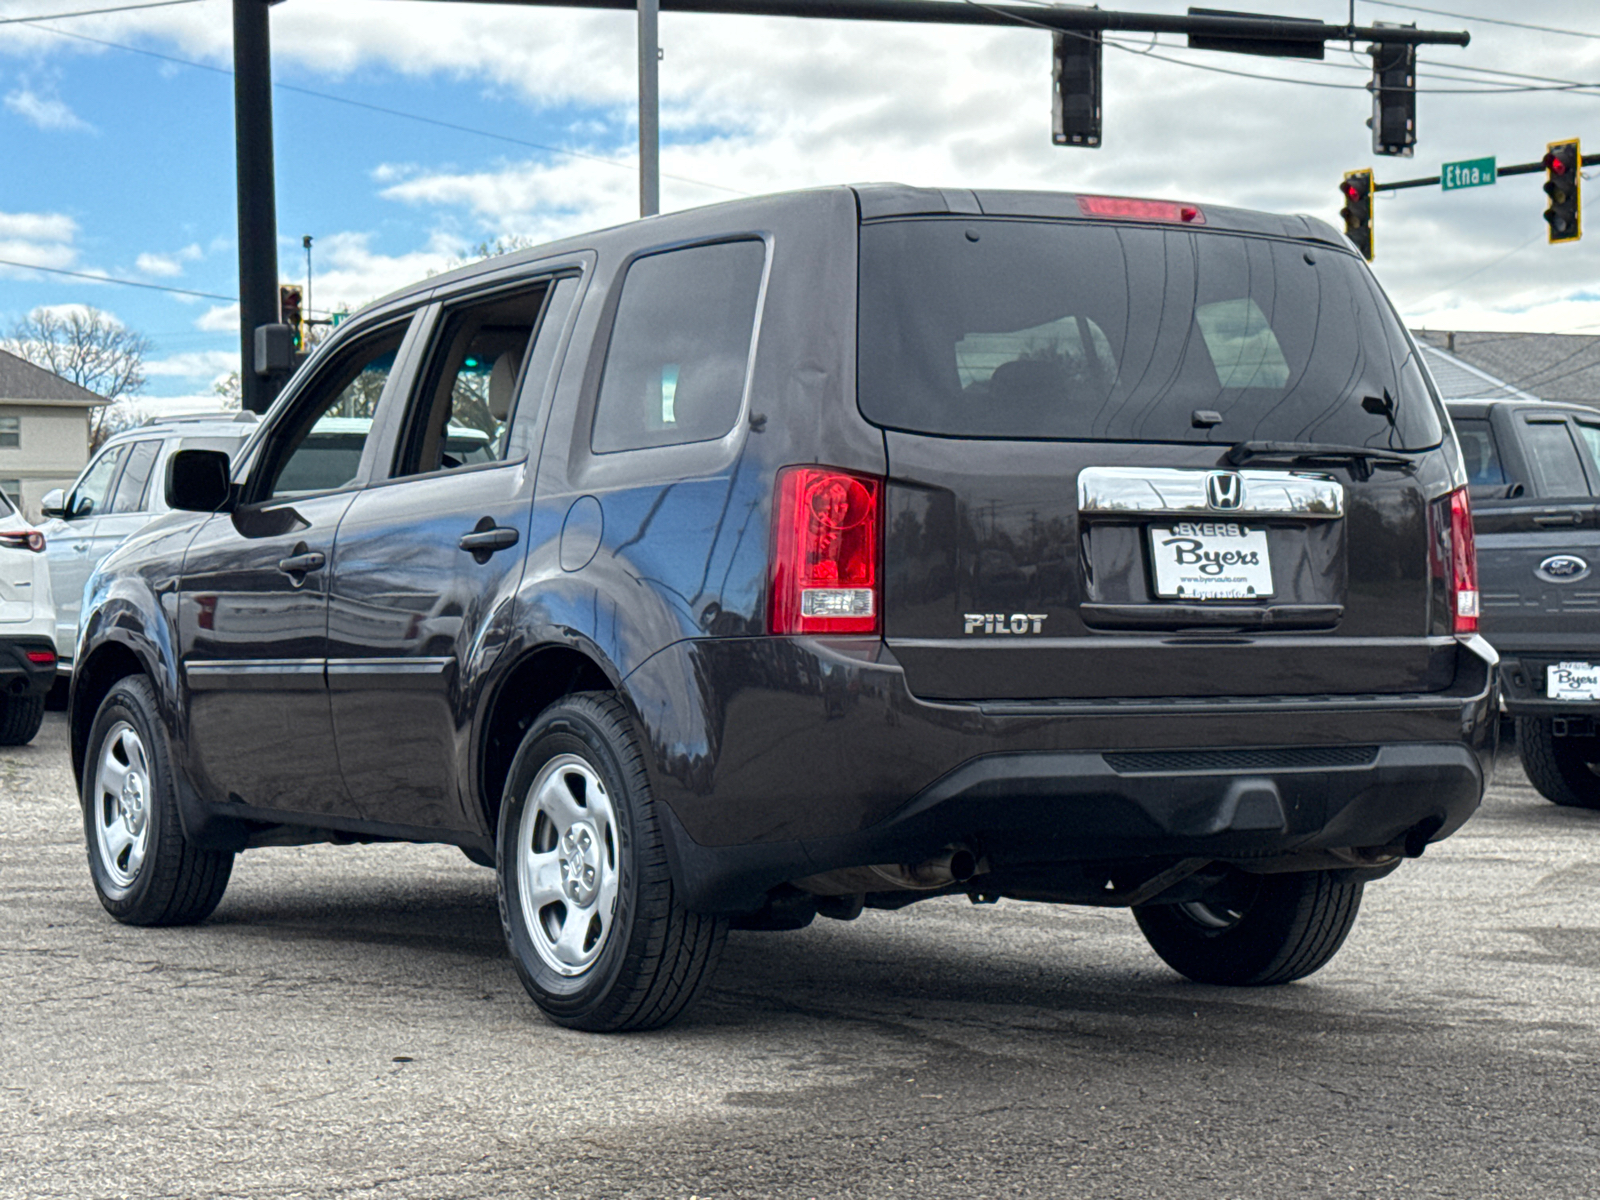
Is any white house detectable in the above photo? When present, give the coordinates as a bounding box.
[0,349,105,521]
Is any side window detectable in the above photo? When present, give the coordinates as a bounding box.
[395,283,554,478]
[69,445,126,517]
[260,326,408,501]
[591,240,766,453]
[1453,418,1507,487]
[108,440,161,513]
[0,415,19,449]
[1574,422,1600,486]
[1521,419,1591,498]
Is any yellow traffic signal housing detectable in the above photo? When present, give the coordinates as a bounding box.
[278,285,304,351]
[1543,139,1582,244]
[1340,169,1375,261]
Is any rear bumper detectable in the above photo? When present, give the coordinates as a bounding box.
[0,636,59,697]
[1497,655,1600,718]
[625,634,1498,912]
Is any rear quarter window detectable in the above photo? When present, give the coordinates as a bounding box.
[591,240,766,453]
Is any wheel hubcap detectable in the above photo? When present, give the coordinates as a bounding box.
[516,754,620,977]
[92,721,152,894]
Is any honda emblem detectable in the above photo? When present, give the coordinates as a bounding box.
[1207,471,1243,510]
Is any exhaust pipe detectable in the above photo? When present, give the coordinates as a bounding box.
[795,845,980,896]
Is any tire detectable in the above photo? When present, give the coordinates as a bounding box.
[0,693,44,745]
[1134,870,1363,986]
[82,676,233,926]
[1516,717,1600,810]
[497,692,727,1032]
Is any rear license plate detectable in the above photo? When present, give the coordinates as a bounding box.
[1149,522,1273,601]
[1548,662,1600,701]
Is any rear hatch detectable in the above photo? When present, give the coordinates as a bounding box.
[0,500,40,624]
[859,203,1457,701]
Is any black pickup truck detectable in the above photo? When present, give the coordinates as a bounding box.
[1450,397,1600,808]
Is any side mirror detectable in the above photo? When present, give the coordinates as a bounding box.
[39,489,66,519]
[166,449,233,513]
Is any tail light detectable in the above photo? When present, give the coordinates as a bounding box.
[1430,486,1479,636]
[25,649,55,666]
[770,466,882,636]
[0,530,44,553]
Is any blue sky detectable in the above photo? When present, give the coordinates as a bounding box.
[4,0,1600,407]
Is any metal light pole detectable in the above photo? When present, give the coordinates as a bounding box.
[638,0,659,217]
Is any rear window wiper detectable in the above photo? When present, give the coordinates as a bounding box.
[1224,441,1420,482]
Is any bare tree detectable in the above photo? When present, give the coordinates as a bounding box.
[3,306,153,449]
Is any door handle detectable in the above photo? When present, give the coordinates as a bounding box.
[1533,512,1582,527]
[459,525,519,562]
[277,550,325,574]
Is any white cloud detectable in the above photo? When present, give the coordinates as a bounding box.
[143,349,240,379]
[195,303,239,333]
[3,88,91,132]
[0,210,79,276]
[135,252,184,277]
[304,229,469,310]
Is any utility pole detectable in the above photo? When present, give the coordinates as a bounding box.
[303,235,313,324]
[232,0,282,416]
[638,0,660,217]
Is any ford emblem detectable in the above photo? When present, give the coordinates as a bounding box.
[1538,554,1590,583]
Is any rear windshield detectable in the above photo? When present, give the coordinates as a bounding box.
[857,218,1444,449]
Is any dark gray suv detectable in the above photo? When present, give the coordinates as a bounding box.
[71,185,1497,1031]
[1449,396,1600,807]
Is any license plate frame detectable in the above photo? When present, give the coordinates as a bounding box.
[1148,522,1274,601]
[1548,662,1600,702]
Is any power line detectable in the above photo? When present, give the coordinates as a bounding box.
[0,0,200,24]
[0,258,237,301]
[19,19,750,197]
[1362,1,1600,42]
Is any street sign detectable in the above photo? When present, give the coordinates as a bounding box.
[1442,156,1496,191]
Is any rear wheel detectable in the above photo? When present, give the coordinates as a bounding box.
[1516,717,1600,810]
[1134,870,1363,986]
[0,693,44,745]
[497,692,727,1032]
[82,676,233,925]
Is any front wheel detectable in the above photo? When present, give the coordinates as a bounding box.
[1516,717,1600,809]
[82,676,233,925]
[1134,870,1363,986]
[497,692,727,1032]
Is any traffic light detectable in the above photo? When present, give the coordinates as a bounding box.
[1340,169,1375,261]
[1369,40,1416,157]
[1052,30,1102,148]
[1543,139,1582,244]
[278,285,303,351]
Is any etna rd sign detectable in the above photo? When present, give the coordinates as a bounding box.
[1442,157,1496,191]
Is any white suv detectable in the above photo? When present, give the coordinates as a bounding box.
[0,488,56,744]
[39,413,256,672]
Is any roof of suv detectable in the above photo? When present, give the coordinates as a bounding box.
[1445,396,1589,418]
[360,184,1352,318]
[104,412,259,445]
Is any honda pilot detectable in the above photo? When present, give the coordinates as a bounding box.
[70,185,1497,1031]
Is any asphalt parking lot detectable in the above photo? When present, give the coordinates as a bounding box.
[3,711,1598,1200]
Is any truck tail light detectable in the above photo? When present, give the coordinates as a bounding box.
[0,530,45,553]
[1431,486,1478,636]
[770,466,882,636]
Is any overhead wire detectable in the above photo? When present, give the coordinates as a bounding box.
[0,257,238,301]
[1360,1,1600,42]
[0,0,200,24]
